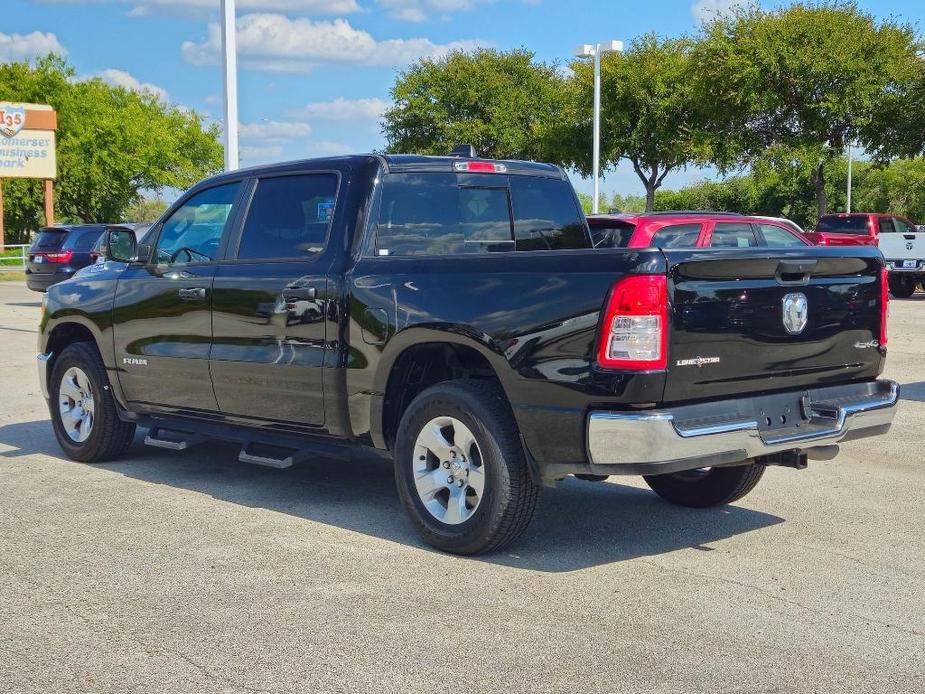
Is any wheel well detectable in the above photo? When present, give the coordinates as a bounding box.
[382,342,502,449]
[47,323,96,366]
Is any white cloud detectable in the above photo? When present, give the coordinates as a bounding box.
[292,97,389,122]
[376,0,494,22]
[691,0,746,23]
[181,14,485,72]
[240,144,284,162]
[0,31,66,62]
[94,68,169,102]
[309,141,354,156]
[36,0,361,19]
[238,120,312,142]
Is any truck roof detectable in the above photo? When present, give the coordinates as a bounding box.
[199,153,565,188]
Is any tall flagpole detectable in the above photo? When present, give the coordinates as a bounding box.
[220,0,239,171]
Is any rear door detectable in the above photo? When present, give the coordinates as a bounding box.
[663,248,884,403]
[208,171,339,427]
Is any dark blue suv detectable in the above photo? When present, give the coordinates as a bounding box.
[26,225,107,292]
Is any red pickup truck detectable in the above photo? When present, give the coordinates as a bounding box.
[805,213,918,246]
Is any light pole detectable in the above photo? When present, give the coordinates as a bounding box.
[574,40,623,214]
[220,0,239,171]
[846,142,853,213]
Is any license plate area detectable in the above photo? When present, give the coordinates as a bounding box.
[902,259,916,269]
[33,255,43,264]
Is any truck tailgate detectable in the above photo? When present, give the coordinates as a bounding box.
[663,248,885,403]
[878,232,925,270]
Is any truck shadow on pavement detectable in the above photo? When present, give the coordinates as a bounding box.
[0,419,784,573]
[898,381,925,403]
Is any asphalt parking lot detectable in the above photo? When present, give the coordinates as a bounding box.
[0,280,923,694]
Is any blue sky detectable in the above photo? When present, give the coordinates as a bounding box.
[2,0,922,200]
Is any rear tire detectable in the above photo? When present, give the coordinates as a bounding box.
[643,462,765,508]
[49,342,136,463]
[889,275,916,298]
[393,380,540,555]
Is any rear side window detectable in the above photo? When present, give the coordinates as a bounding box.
[650,223,702,248]
[817,215,869,234]
[758,224,807,247]
[68,230,103,252]
[710,223,758,248]
[510,177,589,251]
[238,174,338,259]
[31,229,67,251]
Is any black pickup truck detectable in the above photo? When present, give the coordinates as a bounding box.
[37,153,898,554]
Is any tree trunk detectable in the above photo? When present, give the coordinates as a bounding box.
[645,185,656,212]
[812,161,827,217]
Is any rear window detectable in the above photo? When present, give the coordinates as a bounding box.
[817,215,869,234]
[590,222,635,248]
[650,223,702,248]
[31,229,67,251]
[374,173,588,256]
[510,177,589,251]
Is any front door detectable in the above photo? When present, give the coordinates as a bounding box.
[209,172,338,427]
[113,181,243,411]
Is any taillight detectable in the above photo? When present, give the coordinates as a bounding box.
[597,274,668,370]
[44,250,74,263]
[880,267,889,348]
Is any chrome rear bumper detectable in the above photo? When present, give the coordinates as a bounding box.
[586,380,898,475]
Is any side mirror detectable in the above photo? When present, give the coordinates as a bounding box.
[106,228,137,262]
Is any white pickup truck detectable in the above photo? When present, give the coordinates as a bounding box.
[878,216,925,297]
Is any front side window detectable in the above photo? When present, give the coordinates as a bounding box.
[710,223,758,248]
[511,177,589,251]
[237,174,337,260]
[650,223,702,248]
[759,224,808,247]
[154,182,241,264]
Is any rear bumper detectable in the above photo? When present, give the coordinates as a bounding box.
[26,269,73,292]
[585,380,898,476]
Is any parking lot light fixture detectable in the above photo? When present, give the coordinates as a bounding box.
[221,0,239,172]
[573,40,624,214]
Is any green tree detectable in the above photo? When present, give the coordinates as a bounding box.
[553,34,707,211]
[124,196,169,223]
[0,55,222,241]
[694,2,918,216]
[382,48,565,160]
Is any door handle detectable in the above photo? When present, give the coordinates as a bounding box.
[178,287,207,300]
[282,287,316,300]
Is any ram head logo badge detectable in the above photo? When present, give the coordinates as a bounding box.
[782,292,808,335]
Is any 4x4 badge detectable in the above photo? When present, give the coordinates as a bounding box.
[782,292,808,335]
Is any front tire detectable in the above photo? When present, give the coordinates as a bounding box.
[49,342,136,463]
[393,380,540,555]
[643,462,765,508]
[889,275,916,298]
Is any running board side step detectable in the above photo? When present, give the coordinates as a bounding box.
[144,427,209,451]
[238,443,311,469]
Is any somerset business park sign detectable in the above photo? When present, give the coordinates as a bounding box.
[0,102,57,179]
